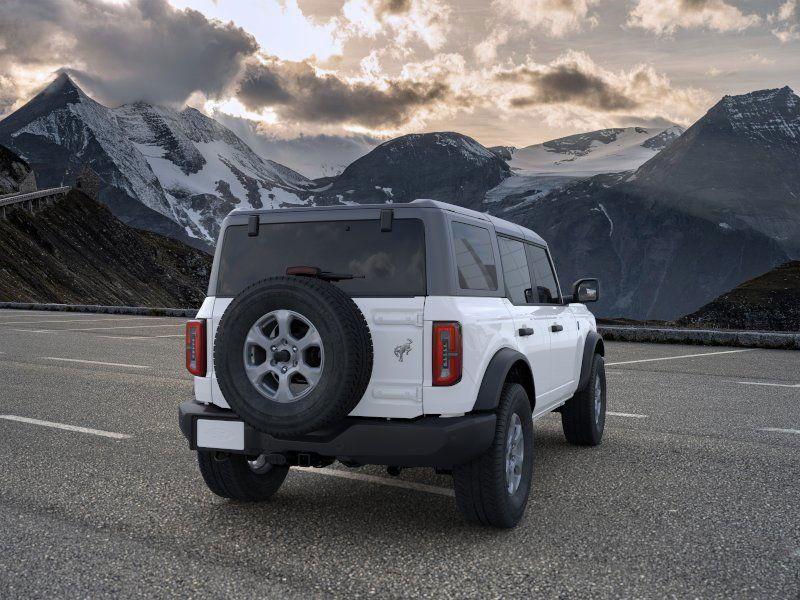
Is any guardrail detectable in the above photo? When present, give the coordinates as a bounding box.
[0,302,796,349]
[0,186,71,217]
[599,325,800,350]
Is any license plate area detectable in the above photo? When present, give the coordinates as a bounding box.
[196,419,244,451]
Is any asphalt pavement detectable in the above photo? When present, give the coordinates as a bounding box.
[0,309,798,599]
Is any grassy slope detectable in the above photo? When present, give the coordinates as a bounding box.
[0,190,211,307]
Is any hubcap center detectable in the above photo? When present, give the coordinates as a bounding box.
[274,348,292,363]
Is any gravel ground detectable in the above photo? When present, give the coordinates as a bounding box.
[0,309,797,599]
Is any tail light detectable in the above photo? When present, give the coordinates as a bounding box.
[186,319,207,376]
[433,321,462,386]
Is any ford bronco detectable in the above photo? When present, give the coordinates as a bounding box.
[179,199,605,528]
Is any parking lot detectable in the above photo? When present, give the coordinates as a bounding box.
[0,308,798,598]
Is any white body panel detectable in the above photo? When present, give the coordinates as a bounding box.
[196,295,426,418]
[193,294,596,419]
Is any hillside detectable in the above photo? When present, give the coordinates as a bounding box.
[0,144,34,194]
[677,261,800,331]
[0,190,211,307]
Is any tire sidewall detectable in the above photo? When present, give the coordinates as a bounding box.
[215,277,371,435]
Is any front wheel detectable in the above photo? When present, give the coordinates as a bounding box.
[453,383,534,528]
[197,451,289,501]
[561,353,606,446]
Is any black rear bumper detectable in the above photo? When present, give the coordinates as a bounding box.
[179,400,496,468]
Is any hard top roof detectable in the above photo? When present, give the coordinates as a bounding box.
[231,198,547,246]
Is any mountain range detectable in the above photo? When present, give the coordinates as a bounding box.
[0,74,316,248]
[0,75,797,321]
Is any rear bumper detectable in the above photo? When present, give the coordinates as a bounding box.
[178,400,496,468]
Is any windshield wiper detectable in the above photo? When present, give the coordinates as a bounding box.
[285,266,365,282]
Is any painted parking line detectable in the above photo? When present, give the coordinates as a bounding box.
[14,324,183,333]
[295,467,455,497]
[0,415,132,439]
[758,427,800,436]
[607,411,647,418]
[96,334,184,340]
[39,357,151,369]
[738,381,800,389]
[0,316,174,326]
[606,349,754,367]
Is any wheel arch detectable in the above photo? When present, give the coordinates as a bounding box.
[472,347,536,412]
[577,330,604,392]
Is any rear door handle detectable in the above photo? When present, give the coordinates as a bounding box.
[518,327,534,337]
[550,323,563,333]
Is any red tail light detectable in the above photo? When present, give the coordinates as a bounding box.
[433,321,462,386]
[186,319,206,376]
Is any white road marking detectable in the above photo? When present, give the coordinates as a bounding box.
[0,415,132,439]
[758,427,800,436]
[607,411,647,418]
[15,324,183,333]
[607,348,754,366]
[738,381,800,389]
[0,316,173,326]
[40,356,151,369]
[96,334,184,340]
[295,467,455,497]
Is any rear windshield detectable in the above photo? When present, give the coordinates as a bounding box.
[216,219,426,297]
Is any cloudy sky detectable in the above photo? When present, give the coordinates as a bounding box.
[0,0,798,146]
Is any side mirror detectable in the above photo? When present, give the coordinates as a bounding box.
[570,278,599,303]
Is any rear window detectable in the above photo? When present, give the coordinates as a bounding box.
[216,219,426,297]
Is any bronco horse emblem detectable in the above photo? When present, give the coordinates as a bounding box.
[394,338,413,362]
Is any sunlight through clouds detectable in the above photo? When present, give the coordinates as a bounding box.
[167,0,346,60]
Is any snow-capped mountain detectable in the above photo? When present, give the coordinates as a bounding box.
[310,132,510,210]
[507,126,684,177]
[483,126,683,209]
[502,87,800,320]
[0,74,315,246]
[213,113,379,179]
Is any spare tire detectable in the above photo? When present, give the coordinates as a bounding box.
[214,276,373,437]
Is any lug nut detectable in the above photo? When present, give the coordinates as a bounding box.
[270,345,277,352]
[281,366,288,374]
[292,346,297,352]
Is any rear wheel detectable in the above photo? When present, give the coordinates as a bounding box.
[197,451,289,501]
[561,353,606,446]
[453,383,534,528]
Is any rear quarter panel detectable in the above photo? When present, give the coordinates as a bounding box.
[422,296,517,415]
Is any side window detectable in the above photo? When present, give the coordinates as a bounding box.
[525,244,561,304]
[498,236,533,304]
[451,222,498,291]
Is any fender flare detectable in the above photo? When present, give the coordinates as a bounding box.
[472,348,535,412]
[577,330,605,391]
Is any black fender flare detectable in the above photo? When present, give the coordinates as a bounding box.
[472,348,535,412]
[577,331,605,392]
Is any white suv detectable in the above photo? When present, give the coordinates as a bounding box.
[179,199,606,528]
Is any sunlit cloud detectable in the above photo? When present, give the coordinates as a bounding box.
[493,0,600,38]
[342,0,451,50]
[627,0,761,35]
[768,0,800,42]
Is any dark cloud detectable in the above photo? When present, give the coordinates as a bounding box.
[497,62,638,111]
[237,58,451,128]
[0,0,257,106]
